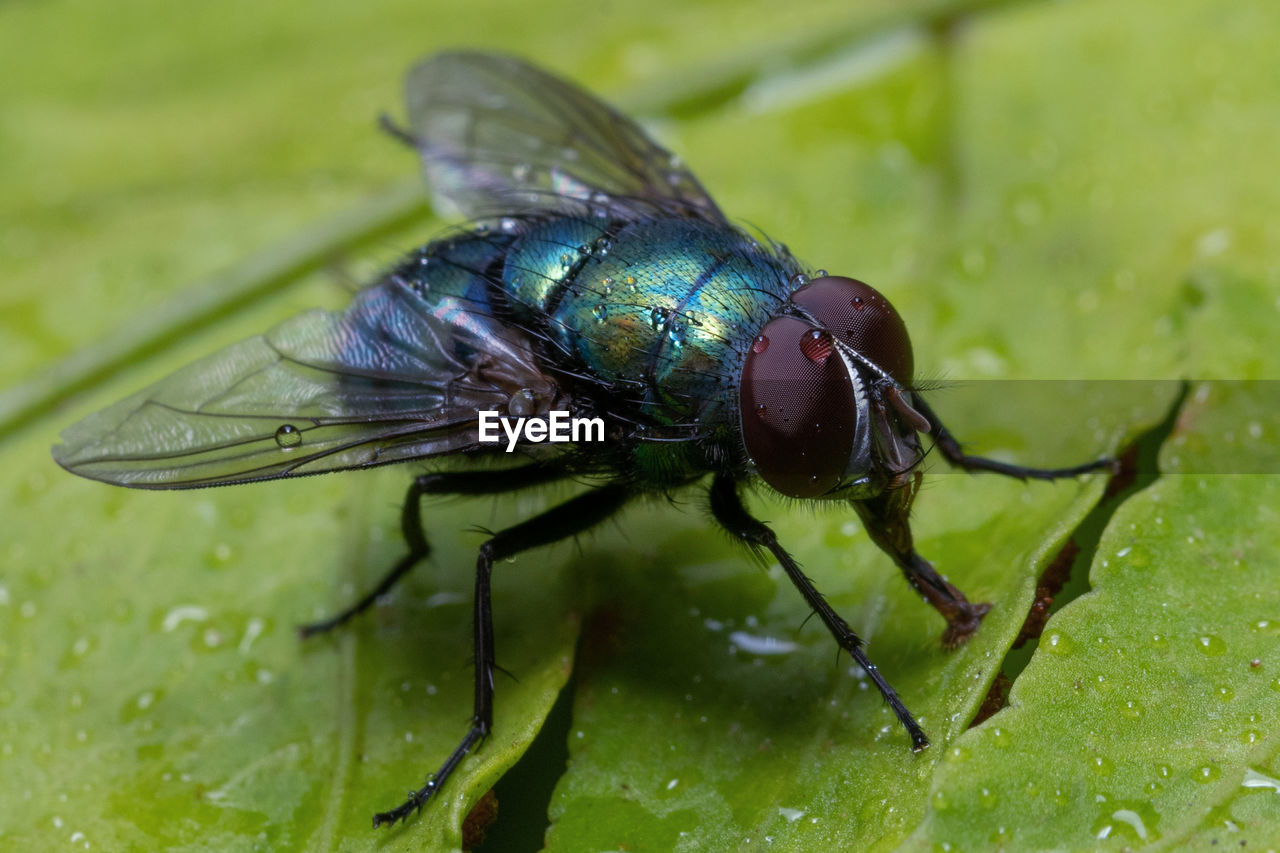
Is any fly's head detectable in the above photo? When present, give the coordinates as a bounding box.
[738,275,929,500]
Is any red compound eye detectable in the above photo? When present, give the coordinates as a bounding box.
[739,316,856,498]
[790,276,914,385]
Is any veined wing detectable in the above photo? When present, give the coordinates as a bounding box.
[404,51,725,222]
[53,281,562,489]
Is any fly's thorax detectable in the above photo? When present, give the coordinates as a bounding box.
[542,218,794,423]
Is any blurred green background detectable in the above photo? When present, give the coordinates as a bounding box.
[2,0,1278,851]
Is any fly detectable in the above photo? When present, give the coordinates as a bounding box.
[52,51,1115,829]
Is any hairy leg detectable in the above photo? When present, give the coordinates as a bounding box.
[373,482,632,827]
[852,472,990,648]
[913,394,1116,480]
[299,463,569,638]
[708,474,929,752]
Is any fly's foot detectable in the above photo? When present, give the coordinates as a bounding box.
[940,601,992,650]
[373,777,439,828]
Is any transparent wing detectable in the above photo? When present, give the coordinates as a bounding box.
[53,282,562,489]
[404,51,725,222]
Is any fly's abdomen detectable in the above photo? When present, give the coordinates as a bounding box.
[390,229,517,311]
[502,217,611,316]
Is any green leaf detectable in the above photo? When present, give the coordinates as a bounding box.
[904,383,1280,850]
[3,0,1278,851]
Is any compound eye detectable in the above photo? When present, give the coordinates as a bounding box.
[739,315,857,498]
[791,275,914,385]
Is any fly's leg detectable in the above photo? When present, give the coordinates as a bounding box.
[373,482,632,828]
[851,472,990,649]
[299,464,569,638]
[708,474,929,752]
[378,113,420,147]
[914,395,1116,480]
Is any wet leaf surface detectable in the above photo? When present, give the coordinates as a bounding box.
[1,0,1276,851]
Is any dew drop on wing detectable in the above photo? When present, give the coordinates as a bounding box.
[508,389,538,418]
[274,424,302,449]
[593,304,608,323]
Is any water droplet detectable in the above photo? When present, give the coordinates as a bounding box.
[1214,685,1234,702]
[624,275,638,293]
[499,217,519,234]
[1241,729,1262,745]
[814,269,828,277]
[851,295,865,311]
[1196,635,1226,656]
[1242,768,1280,792]
[752,334,770,354]
[799,329,833,364]
[274,424,302,449]
[931,790,951,811]
[1121,700,1143,720]
[600,276,615,295]
[592,304,608,323]
[649,306,669,329]
[508,389,537,418]
[788,272,809,291]
[594,237,612,257]
[119,689,163,723]
[754,404,767,419]
[1195,764,1221,783]
[728,630,797,656]
[1090,755,1115,775]
[959,244,993,279]
[978,787,999,808]
[204,542,236,570]
[1045,631,1075,654]
[668,321,686,346]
